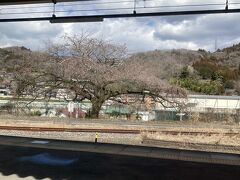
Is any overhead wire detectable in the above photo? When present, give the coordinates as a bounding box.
[1,0,240,10]
[1,0,240,17]
[0,0,134,10]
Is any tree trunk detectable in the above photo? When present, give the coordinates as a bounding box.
[90,99,104,119]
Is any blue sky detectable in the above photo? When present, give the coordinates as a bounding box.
[0,0,240,53]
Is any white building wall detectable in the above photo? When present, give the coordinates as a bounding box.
[155,95,240,113]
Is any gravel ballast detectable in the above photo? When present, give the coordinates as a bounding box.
[0,130,142,145]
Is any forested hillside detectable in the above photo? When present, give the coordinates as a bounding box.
[1,43,240,95]
[131,44,240,95]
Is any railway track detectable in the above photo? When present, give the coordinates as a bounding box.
[0,126,239,136]
[0,126,140,134]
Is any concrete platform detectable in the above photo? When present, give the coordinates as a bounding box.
[1,144,240,180]
[0,135,240,166]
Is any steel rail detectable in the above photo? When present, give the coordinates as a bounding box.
[0,126,141,134]
[0,8,240,22]
[0,126,239,136]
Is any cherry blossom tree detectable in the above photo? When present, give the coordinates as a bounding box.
[8,34,186,118]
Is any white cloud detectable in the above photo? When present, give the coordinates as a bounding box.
[0,0,240,52]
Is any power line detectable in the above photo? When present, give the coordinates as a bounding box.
[0,0,134,10]
[2,2,240,16]
[1,8,240,23]
[1,0,240,11]
[1,0,240,18]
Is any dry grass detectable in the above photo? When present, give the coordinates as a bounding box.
[160,127,240,133]
[142,131,240,146]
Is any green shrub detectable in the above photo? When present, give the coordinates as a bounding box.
[171,78,224,95]
[29,110,42,116]
[0,102,15,114]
